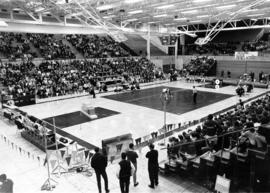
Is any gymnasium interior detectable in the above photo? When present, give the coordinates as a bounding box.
[1,0,270,192]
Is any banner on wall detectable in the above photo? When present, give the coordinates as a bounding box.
[235,51,258,60]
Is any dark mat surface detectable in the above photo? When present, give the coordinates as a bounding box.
[103,86,234,115]
[43,107,120,129]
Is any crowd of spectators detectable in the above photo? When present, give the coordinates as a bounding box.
[242,40,269,52]
[167,95,269,161]
[66,34,130,58]
[0,32,37,60]
[26,33,76,60]
[0,57,155,99]
[183,56,217,76]
[0,62,36,98]
[186,42,237,56]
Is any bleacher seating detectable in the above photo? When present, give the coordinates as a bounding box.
[0,57,155,99]
[183,56,217,76]
[162,94,270,192]
[66,34,131,58]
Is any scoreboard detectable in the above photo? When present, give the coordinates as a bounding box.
[160,35,178,45]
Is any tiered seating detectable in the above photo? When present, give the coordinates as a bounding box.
[0,32,37,60]
[163,94,270,191]
[0,62,36,98]
[0,57,155,99]
[183,56,217,76]
[186,42,237,56]
[66,34,130,58]
[242,40,269,52]
[26,33,76,60]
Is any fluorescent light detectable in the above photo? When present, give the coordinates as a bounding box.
[157,5,174,9]
[182,10,198,14]
[197,15,209,18]
[125,0,144,3]
[124,18,138,22]
[190,20,202,23]
[247,13,264,17]
[174,17,187,21]
[154,14,168,18]
[0,21,8,27]
[241,9,258,13]
[96,4,114,11]
[193,0,213,3]
[103,15,116,19]
[216,4,236,9]
[128,10,143,14]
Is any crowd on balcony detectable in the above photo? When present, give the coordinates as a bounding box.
[186,42,237,56]
[66,34,130,58]
[26,33,76,60]
[183,56,217,76]
[167,95,269,161]
[0,57,155,99]
[242,40,269,52]
[0,32,37,60]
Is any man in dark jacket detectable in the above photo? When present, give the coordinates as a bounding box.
[126,143,139,187]
[0,174,13,193]
[91,148,109,193]
[146,143,159,189]
[116,152,135,193]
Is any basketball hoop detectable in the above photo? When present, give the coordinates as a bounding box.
[159,88,173,146]
[194,37,210,46]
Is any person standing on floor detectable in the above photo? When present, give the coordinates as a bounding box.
[116,152,135,193]
[192,86,198,104]
[146,143,159,189]
[0,174,13,193]
[126,143,139,187]
[91,148,110,193]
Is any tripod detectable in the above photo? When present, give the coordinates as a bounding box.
[41,126,57,191]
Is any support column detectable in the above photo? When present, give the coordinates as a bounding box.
[180,34,185,55]
[174,36,179,68]
[147,24,151,60]
[38,13,43,23]
[10,11,14,21]
[64,16,67,25]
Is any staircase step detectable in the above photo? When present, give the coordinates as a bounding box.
[54,34,84,59]
[21,34,42,58]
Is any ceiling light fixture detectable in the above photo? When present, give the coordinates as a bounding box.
[96,4,114,11]
[190,20,202,23]
[124,18,138,22]
[216,4,236,9]
[197,15,209,18]
[124,0,144,4]
[156,5,175,9]
[182,10,198,14]
[154,14,168,18]
[247,13,264,17]
[174,17,187,21]
[193,0,213,3]
[128,10,143,14]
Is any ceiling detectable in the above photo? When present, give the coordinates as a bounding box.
[0,0,270,34]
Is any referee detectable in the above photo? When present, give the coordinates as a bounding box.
[192,86,197,104]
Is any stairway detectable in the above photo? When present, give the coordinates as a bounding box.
[123,34,167,56]
[21,34,42,58]
[54,34,84,59]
